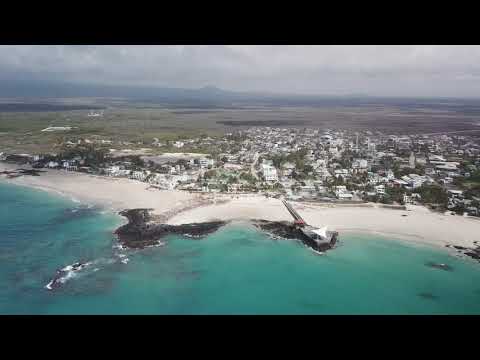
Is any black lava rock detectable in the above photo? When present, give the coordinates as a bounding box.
[114,208,227,249]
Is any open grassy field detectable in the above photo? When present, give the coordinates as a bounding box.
[0,107,224,153]
[1,97,480,153]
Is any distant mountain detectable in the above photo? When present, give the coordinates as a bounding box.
[1,78,479,109]
[198,85,225,93]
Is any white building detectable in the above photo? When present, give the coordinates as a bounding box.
[367,142,376,153]
[337,192,353,200]
[199,158,214,169]
[404,193,421,204]
[435,162,459,171]
[408,174,427,189]
[262,164,278,182]
[429,154,446,162]
[62,160,78,171]
[316,167,331,181]
[105,166,121,176]
[352,159,368,173]
[149,174,176,189]
[47,161,60,168]
[368,173,381,185]
[41,126,72,132]
[335,185,353,199]
[409,152,416,168]
[441,177,453,185]
[447,189,463,199]
[130,170,150,182]
[334,169,349,179]
[386,170,395,180]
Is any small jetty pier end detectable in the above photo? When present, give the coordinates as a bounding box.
[282,200,338,252]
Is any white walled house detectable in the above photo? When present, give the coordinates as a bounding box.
[386,170,395,180]
[199,158,214,169]
[105,166,121,176]
[130,170,150,182]
[335,185,353,199]
[334,169,349,179]
[352,159,368,173]
[262,164,278,182]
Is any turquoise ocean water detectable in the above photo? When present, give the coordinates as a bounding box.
[1,181,480,314]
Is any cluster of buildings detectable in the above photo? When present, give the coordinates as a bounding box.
[3,126,480,215]
[102,157,214,190]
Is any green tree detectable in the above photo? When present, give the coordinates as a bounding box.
[271,154,287,168]
[273,182,283,191]
[464,184,480,198]
[469,170,480,183]
[416,185,448,208]
[204,169,217,179]
[380,194,393,204]
[239,172,256,184]
[220,183,228,192]
[386,186,406,204]
[304,165,314,174]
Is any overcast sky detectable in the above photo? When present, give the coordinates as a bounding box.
[2,45,480,97]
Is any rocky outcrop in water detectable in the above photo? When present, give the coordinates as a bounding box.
[425,262,453,271]
[114,208,227,249]
[45,261,91,290]
[252,220,306,240]
[418,292,439,300]
[251,219,337,252]
[464,251,480,260]
[445,244,480,263]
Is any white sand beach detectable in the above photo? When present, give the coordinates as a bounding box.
[2,162,480,250]
[168,196,480,249]
[0,163,207,220]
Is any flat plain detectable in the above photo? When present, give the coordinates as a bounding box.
[2,97,480,153]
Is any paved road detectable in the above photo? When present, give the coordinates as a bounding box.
[251,152,260,179]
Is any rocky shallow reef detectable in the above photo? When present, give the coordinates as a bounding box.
[114,208,227,249]
[251,219,337,252]
[251,219,308,241]
[115,210,339,252]
[445,241,480,263]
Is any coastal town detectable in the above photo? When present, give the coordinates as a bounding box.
[4,45,480,316]
[2,126,480,217]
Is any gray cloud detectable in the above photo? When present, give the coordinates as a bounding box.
[1,45,480,97]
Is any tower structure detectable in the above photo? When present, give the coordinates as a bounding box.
[409,151,416,168]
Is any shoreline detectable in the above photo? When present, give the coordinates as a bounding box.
[0,162,213,222]
[166,195,480,252]
[2,161,480,256]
